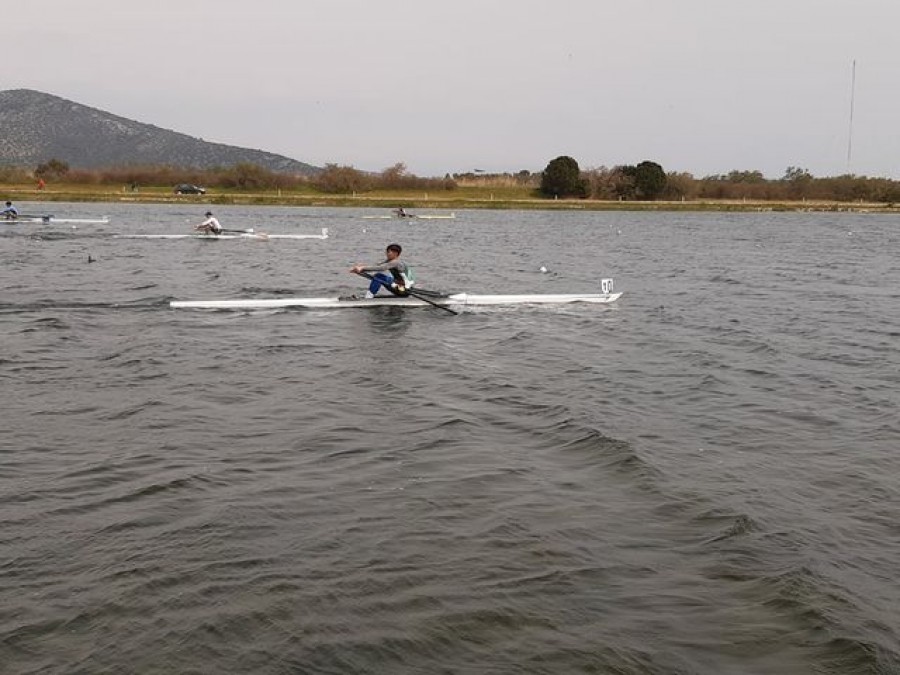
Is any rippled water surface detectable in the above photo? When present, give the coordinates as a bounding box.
[2,203,899,674]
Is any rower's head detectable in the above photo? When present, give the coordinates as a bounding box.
[386,243,402,259]
[205,211,213,217]
[5,201,10,207]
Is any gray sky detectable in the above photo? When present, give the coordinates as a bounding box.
[6,0,899,178]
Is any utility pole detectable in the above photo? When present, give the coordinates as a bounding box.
[846,59,856,174]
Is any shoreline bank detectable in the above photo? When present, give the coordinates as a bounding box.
[1,185,897,213]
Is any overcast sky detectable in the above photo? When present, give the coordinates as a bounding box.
[5,0,899,178]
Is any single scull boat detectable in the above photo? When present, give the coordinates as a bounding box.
[361,212,456,220]
[115,228,329,241]
[7,216,111,225]
[171,280,621,310]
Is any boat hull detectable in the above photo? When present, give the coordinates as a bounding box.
[170,292,622,310]
[116,228,328,241]
[361,213,456,220]
[8,217,110,225]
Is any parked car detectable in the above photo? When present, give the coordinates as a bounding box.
[174,184,206,194]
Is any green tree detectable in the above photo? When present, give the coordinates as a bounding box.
[783,166,813,182]
[540,156,586,198]
[632,160,667,200]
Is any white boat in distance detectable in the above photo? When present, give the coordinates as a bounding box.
[116,227,329,241]
[171,280,622,310]
[8,216,111,225]
[362,212,456,220]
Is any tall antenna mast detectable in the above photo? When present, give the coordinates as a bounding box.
[846,59,856,173]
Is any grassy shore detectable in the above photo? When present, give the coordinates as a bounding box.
[2,182,897,213]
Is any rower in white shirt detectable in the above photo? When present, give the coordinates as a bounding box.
[195,211,223,235]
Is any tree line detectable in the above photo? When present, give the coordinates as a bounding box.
[539,156,900,203]
[3,156,900,203]
[0,161,456,194]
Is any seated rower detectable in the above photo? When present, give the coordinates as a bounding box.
[349,243,415,298]
[1,201,18,220]
[195,211,223,235]
[394,206,410,218]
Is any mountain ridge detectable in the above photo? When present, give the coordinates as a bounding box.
[0,89,320,175]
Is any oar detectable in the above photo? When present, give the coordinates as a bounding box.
[355,271,458,315]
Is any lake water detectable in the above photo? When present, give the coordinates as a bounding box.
[2,203,898,674]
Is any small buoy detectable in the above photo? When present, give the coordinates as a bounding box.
[539,266,548,273]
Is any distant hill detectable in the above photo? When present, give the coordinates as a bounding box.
[0,89,320,175]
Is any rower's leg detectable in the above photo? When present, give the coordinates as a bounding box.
[368,273,392,296]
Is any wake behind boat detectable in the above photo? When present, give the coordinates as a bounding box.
[170,280,621,310]
[116,227,329,241]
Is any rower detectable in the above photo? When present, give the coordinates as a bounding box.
[1,201,18,220]
[349,243,415,298]
[195,211,223,235]
[394,206,409,218]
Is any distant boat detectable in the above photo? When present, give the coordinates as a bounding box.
[361,212,456,220]
[6,215,111,225]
